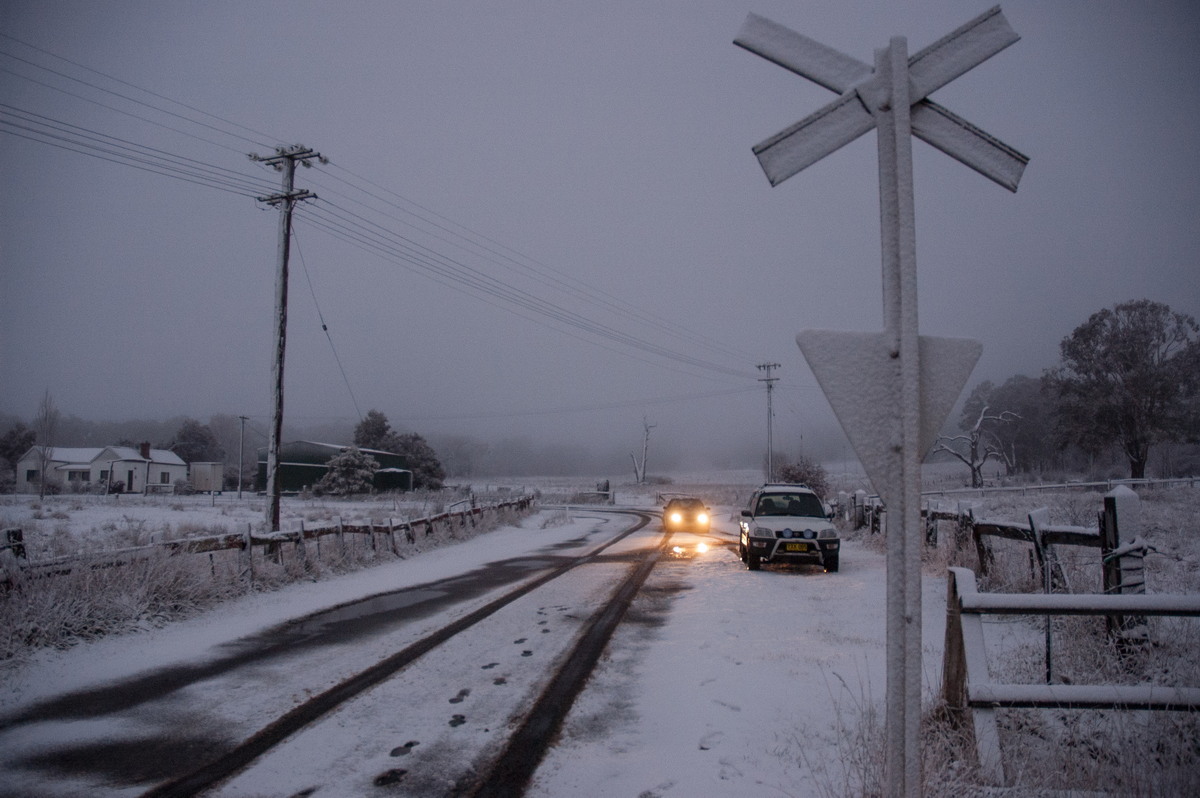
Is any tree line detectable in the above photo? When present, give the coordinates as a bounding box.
[937,299,1200,485]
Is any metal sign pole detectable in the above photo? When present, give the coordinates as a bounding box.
[733,8,1027,796]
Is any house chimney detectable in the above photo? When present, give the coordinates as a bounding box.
[139,442,151,460]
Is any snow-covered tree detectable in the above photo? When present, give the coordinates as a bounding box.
[353,409,445,489]
[394,432,445,490]
[934,405,1018,488]
[0,422,35,478]
[1045,299,1200,479]
[353,410,393,450]
[314,446,378,496]
[959,376,1052,476]
[169,418,224,464]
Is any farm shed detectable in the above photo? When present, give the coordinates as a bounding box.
[255,441,412,493]
[189,462,224,492]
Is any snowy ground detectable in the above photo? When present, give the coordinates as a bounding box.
[3,478,1195,796]
[0,497,949,798]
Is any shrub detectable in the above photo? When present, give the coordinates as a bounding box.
[777,456,829,498]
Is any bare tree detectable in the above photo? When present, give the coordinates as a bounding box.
[630,417,656,484]
[932,405,1018,488]
[33,390,60,499]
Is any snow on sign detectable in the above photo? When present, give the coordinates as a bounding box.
[735,7,1026,798]
[735,7,1028,190]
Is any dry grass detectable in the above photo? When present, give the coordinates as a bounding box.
[0,500,534,664]
[824,485,1200,796]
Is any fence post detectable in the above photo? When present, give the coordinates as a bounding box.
[1028,508,1055,683]
[240,523,254,586]
[941,568,968,719]
[1102,486,1147,640]
[388,517,400,556]
[955,503,972,550]
[337,516,346,557]
[1,528,26,589]
[972,519,994,579]
[296,520,309,571]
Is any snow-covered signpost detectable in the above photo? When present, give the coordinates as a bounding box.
[734,7,1026,795]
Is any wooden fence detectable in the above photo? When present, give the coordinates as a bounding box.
[0,496,534,589]
[942,565,1200,787]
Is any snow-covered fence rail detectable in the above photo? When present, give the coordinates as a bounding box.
[941,566,1200,787]
[925,486,1148,604]
[0,497,534,589]
[921,475,1197,499]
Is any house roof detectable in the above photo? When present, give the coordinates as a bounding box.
[101,446,187,466]
[19,447,104,465]
[19,445,186,467]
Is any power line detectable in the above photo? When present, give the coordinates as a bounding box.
[291,226,364,421]
[313,162,759,365]
[0,31,278,145]
[3,33,771,402]
[0,44,272,150]
[297,200,753,381]
[0,103,273,195]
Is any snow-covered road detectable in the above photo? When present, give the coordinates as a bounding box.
[0,508,949,798]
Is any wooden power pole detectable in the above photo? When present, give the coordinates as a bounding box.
[250,145,324,531]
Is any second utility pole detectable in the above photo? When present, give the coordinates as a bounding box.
[757,362,780,481]
[252,145,323,532]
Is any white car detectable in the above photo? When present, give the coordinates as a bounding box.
[738,483,839,572]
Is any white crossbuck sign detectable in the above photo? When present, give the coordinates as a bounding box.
[736,6,1027,191]
[735,7,1026,796]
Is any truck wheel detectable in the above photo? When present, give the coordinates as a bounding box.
[825,554,839,573]
[747,550,761,571]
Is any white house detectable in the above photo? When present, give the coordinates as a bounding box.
[16,443,188,494]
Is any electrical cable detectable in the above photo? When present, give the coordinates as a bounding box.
[312,162,759,365]
[0,31,278,146]
[291,227,364,422]
[298,200,753,381]
[0,103,273,195]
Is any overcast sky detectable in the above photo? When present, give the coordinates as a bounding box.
[2,1,1198,468]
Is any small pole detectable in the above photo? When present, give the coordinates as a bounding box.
[237,415,247,500]
[757,363,781,480]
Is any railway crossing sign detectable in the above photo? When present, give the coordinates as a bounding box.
[735,7,1026,796]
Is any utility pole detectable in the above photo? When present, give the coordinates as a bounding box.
[237,415,248,500]
[757,362,780,481]
[250,145,324,531]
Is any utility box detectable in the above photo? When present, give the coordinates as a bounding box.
[189,462,224,493]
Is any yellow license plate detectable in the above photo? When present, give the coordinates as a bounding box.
[784,542,808,552]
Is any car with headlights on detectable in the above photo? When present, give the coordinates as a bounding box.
[738,483,839,572]
[661,496,710,533]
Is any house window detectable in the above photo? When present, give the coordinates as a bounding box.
[68,470,89,482]
[100,470,109,481]
[160,472,170,484]
[25,470,38,482]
